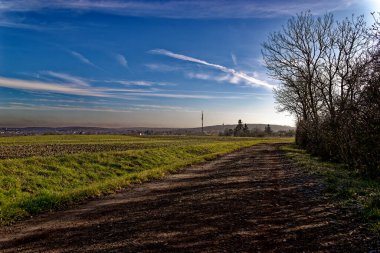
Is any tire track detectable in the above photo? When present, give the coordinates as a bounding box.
[0,143,374,252]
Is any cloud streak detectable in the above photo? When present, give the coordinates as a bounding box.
[150,49,274,89]
[42,71,89,87]
[70,51,99,68]
[105,80,173,87]
[0,75,240,100]
[0,18,43,30]
[187,72,239,84]
[0,76,105,97]
[0,0,358,19]
[0,104,133,113]
[145,63,182,72]
[231,53,237,66]
[118,92,241,99]
[115,53,128,68]
[0,102,197,114]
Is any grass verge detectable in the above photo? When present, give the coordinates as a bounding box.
[0,137,292,225]
[281,144,380,235]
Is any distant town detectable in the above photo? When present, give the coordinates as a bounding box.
[0,123,295,137]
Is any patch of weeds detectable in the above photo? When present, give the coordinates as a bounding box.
[0,136,293,225]
[281,144,380,236]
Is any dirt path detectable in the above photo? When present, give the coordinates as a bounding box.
[0,144,375,252]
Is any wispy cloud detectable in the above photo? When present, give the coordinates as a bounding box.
[134,104,186,111]
[128,104,198,113]
[121,92,241,99]
[88,77,174,87]
[0,104,133,113]
[0,102,197,114]
[42,71,89,87]
[145,63,182,72]
[0,75,239,100]
[106,80,173,87]
[163,88,272,96]
[115,53,128,68]
[150,49,273,89]
[113,80,155,86]
[256,57,266,67]
[0,18,43,30]
[231,53,237,66]
[187,72,239,84]
[0,76,105,97]
[70,50,99,68]
[0,0,358,19]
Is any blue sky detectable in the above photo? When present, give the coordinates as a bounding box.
[0,0,377,128]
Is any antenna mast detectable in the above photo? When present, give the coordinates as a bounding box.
[201,111,204,134]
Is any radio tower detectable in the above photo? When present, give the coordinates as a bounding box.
[201,111,204,134]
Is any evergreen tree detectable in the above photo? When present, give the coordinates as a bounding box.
[234,119,244,136]
[243,124,249,136]
[264,124,272,134]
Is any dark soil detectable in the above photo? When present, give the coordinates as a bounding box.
[0,143,167,159]
[0,143,377,252]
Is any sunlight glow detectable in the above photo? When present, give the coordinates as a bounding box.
[368,0,380,12]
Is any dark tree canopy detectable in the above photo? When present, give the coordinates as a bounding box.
[263,12,380,176]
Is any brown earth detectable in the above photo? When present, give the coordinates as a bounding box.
[0,143,377,252]
[0,143,167,159]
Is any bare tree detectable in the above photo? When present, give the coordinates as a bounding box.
[262,11,379,174]
[263,12,332,123]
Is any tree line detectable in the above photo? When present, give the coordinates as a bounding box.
[220,120,294,137]
[262,12,380,176]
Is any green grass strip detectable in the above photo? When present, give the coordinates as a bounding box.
[0,137,292,225]
[281,144,380,235]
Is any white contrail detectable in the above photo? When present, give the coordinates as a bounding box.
[149,49,274,89]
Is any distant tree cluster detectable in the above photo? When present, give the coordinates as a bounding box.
[263,12,380,176]
[220,120,294,137]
